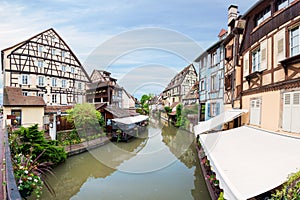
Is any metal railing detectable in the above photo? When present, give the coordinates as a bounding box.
[3,127,21,200]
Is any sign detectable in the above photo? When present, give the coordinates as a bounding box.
[7,115,16,119]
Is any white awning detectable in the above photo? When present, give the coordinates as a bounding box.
[199,126,300,200]
[194,109,248,135]
[112,115,149,125]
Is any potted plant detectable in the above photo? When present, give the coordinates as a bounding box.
[13,150,54,199]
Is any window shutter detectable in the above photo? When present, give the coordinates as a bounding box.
[18,75,22,85]
[260,40,268,71]
[216,102,220,115]
[243,52,249,77]
[276,29,286,63]
[207,103,211,117]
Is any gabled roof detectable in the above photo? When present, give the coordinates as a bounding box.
[90,70,117,83]
[2,28,91,82]
[105,106,132,118]
[3,87,45,106]
[163,64,197,92]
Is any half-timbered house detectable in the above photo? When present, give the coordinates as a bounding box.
[162,64,198,107]
[240,0,300,133]
[1,28,90,128]
[86,70,122,107]
[222,5,246,128]
[194,31,226,122]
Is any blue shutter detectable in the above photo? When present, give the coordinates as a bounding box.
[216,102,220,115]
[207,103,211,118]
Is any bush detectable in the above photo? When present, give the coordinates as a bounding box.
[9,124,66,165]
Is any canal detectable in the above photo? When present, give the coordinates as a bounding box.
[39,119,210,200]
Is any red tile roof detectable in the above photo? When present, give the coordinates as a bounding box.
[3,87,46,106]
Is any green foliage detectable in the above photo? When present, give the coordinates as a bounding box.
[9,124,66,165]
[139,94,152,115]
[218,192,225,200]
[13,150,55,199]
[57,129,81,145]
[180,104,198,129]
[175,104,183,127]
[65,103,104,139]
[272,171,300,199]
[164,106,172,114]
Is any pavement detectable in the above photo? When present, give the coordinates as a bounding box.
[0,123,5,200]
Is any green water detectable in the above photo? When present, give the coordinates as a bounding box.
[40,119,210,200]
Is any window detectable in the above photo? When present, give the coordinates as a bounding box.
[200,80,205,91]
[38,45,43,56]
[211,74,218,91]
[276,0,296,10]
[212,51,218,66]
[61,51,65,58]
[78,82,82,90]
[255,6,271,26]
[252,48,261,72]
[71,67,75,74]
[225,74,232,90]
[61,65,66,72]
[52,94,57,103]
[209,103,220,117]
[38,93,44,98]
[38,60,43,68]
[52,49,56,55]
[62,79,66,88]
[22,92,28,96]
[52,78,57,87]
[290,26,299,57]
[225,45,233,60]
[22,75,29,85]
[38,76,44,86]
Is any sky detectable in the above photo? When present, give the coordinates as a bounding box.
[0,0,256,100]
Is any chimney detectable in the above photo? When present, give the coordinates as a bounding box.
[228,5,238,33]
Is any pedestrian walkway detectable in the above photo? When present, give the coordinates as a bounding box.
[0,125,5,200]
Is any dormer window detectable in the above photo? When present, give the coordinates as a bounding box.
[276,0,296,11]
[255,6,271,27]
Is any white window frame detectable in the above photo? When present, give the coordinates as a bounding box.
[61,65,66,72]
[255,6,271,26]
[52,94,57,104]
[252,48,261,72]
[52,78,57,87]
[277,0,296,10]
[38,45,43,56]
[38,76,44,86]
[78,82,82,90]
[22,75,29,85]
[62,79,67,88]
[290,26,299,57]
[37,60,44,68]
[211,74,218,91]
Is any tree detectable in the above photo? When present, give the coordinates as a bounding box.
[65,103,104,139]
[175,104,183,127]
[140,94,152,115]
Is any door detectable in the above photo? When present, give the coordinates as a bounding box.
[250,99,261,126]
[11,110,22,126]
[283,92,300,133]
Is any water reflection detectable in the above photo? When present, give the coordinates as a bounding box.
[39,119,210,200]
